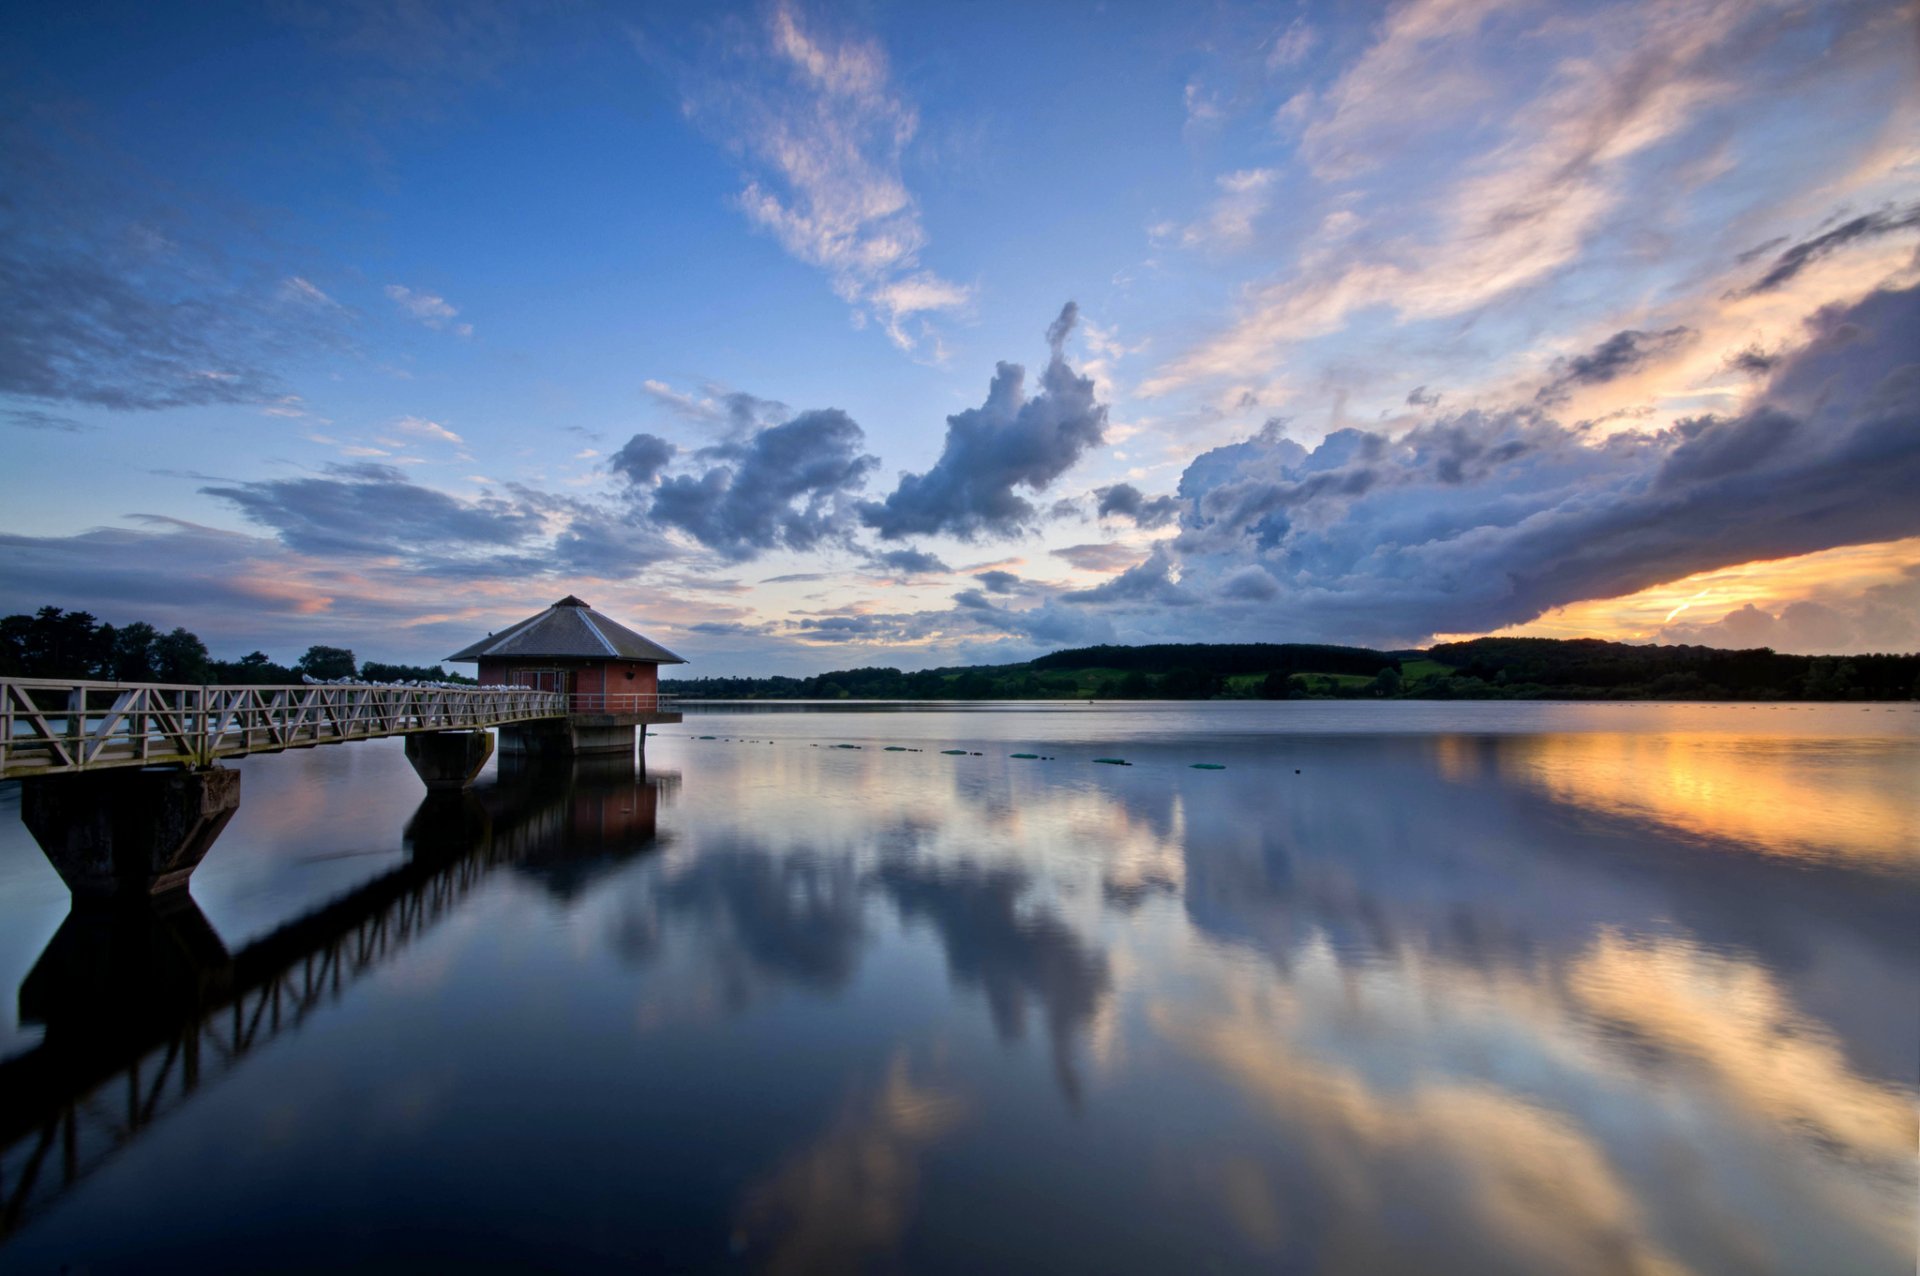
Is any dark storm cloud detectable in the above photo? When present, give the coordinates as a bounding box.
[973,570,1021,594]
[1732,202,1920,298]
[868,547,951,575]
[609,432,676,486]
[1094,483,1182,528]
[1725,344,1778,376]
[1535,326,1695,404]
[1061,546,1195,608]
[861,304,1109,540]
[648,409,878,560]
[0,116,348,412]
[1132,282,1920,646]
[202,463,546,557]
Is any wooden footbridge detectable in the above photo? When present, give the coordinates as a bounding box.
[0,678,686,778]
[0,677,679,900]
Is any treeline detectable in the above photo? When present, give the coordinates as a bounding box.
[1030,642,1396,678]
[666,637,1920,702]
[0,606,474,685]
[1422,637,1919,701]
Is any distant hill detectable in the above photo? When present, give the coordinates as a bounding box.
[665,637,1919,701]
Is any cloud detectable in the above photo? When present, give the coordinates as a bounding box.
[1732,201,1920,298]
[1062,545,1196,608]
[869,547,950,576]
[1095,482,1182,528]
[973,570,1021,594]
[647,408,878,559]
[1142,0,1835,395]
[385,283,470,335]
[1051,542,1145,574]
[202,462,546,558]
[0,116,349,411]
[1406,386,1442,408]
[4,408,90,432]
[641,379,788,434]
[393,414,465,444]
[609,432,676,486]
[697,0,971,351]
[1126,281,1920,645]
[1536,327,1695,404]
[861,304,1108,540]
[1169,168,1280,251]
[1659,570,1920,655]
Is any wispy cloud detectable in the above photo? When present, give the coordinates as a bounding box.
[1143,0,1821,396]
[385,283,473,336]
[393,414,465,444]
[692,0,971,352]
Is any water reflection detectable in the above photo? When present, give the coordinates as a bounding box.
[0,756,665,1239]
[1437,731,1918,868]
[0,706,1912,1273]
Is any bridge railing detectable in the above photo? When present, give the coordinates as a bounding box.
[564,693,679,716]
[1,680,566,777]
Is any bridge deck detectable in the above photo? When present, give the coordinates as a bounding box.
[0,680,675,779]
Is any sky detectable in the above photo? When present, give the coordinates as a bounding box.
[2,0,1916,676]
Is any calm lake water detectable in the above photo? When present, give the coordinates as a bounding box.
[1,702,1915,1274]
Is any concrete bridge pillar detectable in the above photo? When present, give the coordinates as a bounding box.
[404,730,495,791]
[21,767,242,900]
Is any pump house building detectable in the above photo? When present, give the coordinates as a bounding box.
[447,595,684,756]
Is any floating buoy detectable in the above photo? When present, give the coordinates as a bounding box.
[1093,757,1131,766]
[835,743,862,749]
[885,746,908,751]
[698,735,716,740]
[1190,763,1225,770]
[941,749,968,755]
[1011,753,1039,759]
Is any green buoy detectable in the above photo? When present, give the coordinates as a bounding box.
[941,749,968,755]
[1190,763,1226,770]
[1093,757,1131,766]
[1011,752,1039,759]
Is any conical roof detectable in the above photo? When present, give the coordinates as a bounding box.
[447,596,686,664]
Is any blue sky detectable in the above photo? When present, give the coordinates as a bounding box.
[3,0,1917,674]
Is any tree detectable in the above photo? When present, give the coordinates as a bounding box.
[296,645,358,680]
[110,622,160,682]
[1368,667,1403,697]
[153,628,211,684]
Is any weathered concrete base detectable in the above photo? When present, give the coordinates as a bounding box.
[499,717,641,758]
[21,767,242,899]
[404,729,495,791]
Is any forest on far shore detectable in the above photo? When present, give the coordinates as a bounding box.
[664,637,1920,702]
[4,605,1914,701]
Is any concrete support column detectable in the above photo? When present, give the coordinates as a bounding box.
[498,719,636,758]
[21,767,242,899]
[404,730,495,791]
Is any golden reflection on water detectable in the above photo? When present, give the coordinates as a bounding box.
[733,1052,964,1275]
[1568,931,1916,1163]
[1436,731,1918,868]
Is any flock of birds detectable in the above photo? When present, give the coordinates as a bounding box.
[297,674,481,691]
